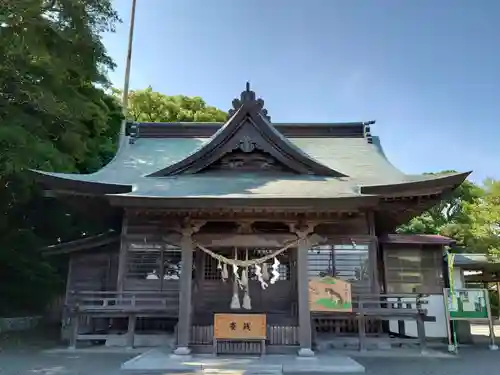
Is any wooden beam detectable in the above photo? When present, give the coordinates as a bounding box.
[193,233,323,247]
[109,195,380,211]
[124,233,376,248]
[41,231,119,256]
[126,209,364,222]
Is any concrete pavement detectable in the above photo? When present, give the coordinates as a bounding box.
[0,347,498,375]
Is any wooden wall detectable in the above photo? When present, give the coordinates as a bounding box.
[62,245,119,339]
[66,246,119,299]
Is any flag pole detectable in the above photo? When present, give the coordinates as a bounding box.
[119,0,138,144]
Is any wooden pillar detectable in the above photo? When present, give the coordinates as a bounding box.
[174,221,200,355]
[366,211,380,293]
[63,256,75,341]
[294,224,315,357]
[497,281,500,319]
[116,213,129,292]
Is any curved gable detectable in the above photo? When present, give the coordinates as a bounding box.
[148,84,346,178]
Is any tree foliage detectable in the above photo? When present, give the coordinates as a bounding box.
[397,171,500,258]
[0,1,228,315]
[114,86,227,123]
[0,0,122,315]
[465,179,500,258]
[396,172,482,242]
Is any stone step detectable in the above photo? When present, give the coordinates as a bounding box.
[121,350,365,375]
[203,367,282,375]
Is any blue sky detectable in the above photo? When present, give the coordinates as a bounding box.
[103,0,500,184]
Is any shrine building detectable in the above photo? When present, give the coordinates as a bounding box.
[35,84,469,355]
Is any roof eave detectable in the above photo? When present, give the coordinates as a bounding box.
[30,169,132,195]
[360,171,471,196]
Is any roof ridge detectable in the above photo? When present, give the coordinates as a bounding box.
[128,121,369,139]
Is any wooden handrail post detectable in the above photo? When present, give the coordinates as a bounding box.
[68,305,79,350]
[396,297,405,336]
[416,314,427,353]
[126,314,136,350]
[358,299,367,351]
[416,294,423,311]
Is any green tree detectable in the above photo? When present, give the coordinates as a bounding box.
[113,86,227,122]
[0,0,122,315]
[466,179,500,258]
[397,171,483,247]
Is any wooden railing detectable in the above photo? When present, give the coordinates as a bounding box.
[68,290,179,314]
[356,293,429,315]
[313,293,429,318]
[66,290,179,349]
[66,291,430,352]
[313,293,431,351]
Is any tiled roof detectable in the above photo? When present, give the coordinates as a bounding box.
[32,134,468,198]
[31,85,470,200]
[453,253,491,266]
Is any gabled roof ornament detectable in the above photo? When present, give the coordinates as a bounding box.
[363,120,376,144]
[228,82,271,121]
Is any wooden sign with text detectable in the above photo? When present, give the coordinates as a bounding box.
[213,313,267,340]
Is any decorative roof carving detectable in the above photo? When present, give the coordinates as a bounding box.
[202,150,295,173]
[237,135,257,153]
[228,82,271,121]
